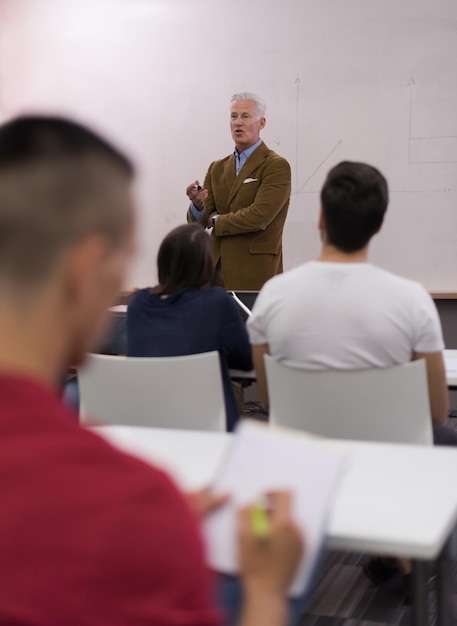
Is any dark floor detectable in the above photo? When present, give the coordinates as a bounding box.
[296,550,456,626]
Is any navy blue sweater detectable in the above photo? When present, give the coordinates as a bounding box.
[127,287,253,431]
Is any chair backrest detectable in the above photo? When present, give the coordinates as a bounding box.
[264,355,433,445]
[78,351,225,431]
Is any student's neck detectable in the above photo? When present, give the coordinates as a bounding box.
[317,244,369,264]
[0,300,67,388]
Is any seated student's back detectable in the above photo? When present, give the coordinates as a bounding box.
[127,225,253,431]
[248,161,448,428]
[249,260,442,370]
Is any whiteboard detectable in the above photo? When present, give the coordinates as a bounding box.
[0,0,456,290]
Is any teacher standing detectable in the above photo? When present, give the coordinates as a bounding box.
[186,92,291,290]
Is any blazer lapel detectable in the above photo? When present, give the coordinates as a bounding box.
[224,156,236,191]
[227,143,269,205]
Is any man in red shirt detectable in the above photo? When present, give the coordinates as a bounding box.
[0,116,303,626]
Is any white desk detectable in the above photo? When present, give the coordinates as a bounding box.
[93,426,229,489]
[231,349,457,388]
[445,349,457,388]
[109,304,128,316]
[92,425,457,626]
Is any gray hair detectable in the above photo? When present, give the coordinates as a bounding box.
[231,92,266,119]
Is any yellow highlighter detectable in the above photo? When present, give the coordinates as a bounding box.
[251,500,271,539]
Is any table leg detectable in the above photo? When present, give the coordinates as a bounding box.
[411,560,428,626]
[436,535,453,626]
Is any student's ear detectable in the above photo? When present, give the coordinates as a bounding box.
[64,235,110,307]
[63,235,121,366]
[318,208,326,231]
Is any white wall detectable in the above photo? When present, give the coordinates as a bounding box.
[0,0,456,289]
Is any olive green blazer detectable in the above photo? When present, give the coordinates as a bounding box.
[187,142,291,290]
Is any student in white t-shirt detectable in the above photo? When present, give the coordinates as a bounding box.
[247,160,452,590]
[248,160,448,429]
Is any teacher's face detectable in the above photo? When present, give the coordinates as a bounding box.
[230,100,266,152]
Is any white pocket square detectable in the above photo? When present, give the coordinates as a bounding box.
[243,177,258,184]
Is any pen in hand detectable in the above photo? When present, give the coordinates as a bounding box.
[251,500,271,539]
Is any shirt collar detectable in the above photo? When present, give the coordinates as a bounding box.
[233,138,263,159]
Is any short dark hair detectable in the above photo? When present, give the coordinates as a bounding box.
[0,116,133,174]
[320,161,389,252]
[0,115,134,285]
[156,224,214,295]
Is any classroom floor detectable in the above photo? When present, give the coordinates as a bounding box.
[242,407,457,626]
[297,549,456,626]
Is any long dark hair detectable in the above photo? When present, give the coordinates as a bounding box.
[155,224,215,296]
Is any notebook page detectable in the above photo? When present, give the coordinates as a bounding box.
[204,420,350,597]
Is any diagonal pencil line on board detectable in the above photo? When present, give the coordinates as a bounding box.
[297,140,343,192]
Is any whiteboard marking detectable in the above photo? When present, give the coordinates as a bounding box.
[297,140,343,192]
[411,135,457,140]
[408,79,457,165]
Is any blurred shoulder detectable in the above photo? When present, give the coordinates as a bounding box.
[370,266,432,297]
[264,145,290,169]
[202,286,233,304]
[209,153,233,169]
[127,288,152,309]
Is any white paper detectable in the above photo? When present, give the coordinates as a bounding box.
[204,420,350,597]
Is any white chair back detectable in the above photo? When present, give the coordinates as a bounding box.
[78,351,225,431]
[264,356,433,445]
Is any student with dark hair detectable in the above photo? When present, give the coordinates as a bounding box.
[127,223,253,431]
[249,161,447,428]
[248,160,452,591]
[156,222,216,294]
[0,115,303,626]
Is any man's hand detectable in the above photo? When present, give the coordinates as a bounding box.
[238,491,304,596]
[186,487,230,518]
[207,211,218,229]
[186,180,208,210]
